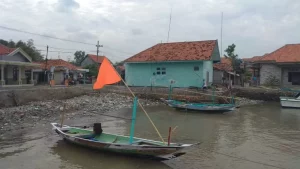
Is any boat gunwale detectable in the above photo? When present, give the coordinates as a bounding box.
[51,123,194,148]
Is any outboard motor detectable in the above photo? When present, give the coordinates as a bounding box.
[93,123,103,135]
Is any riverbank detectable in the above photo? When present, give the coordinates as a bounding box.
[1,101,299,169]
[0,92,160,135]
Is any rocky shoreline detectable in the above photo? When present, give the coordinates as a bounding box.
[0,91,263,135]
[234,97,264,107]
[0,93,161,135]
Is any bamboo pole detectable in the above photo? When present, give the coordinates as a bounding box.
[167,127,171,146]
[119,78,166,144]
[60,103,66,128]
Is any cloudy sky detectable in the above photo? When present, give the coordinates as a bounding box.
[0,0,300,62]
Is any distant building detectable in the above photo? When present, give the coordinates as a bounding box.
[0,44,40,87]
[80,54,105,67]
[213,57,240,85]
[116,65,125,80]
[250,44,300,87]
[34,59,88,85]
[124,40,220,88]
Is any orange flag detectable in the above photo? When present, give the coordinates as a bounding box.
[93,57,121,90]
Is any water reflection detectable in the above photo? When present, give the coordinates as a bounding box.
[50,140,172,169]
[0,103,300,169]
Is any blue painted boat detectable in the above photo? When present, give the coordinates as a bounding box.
[163,85,235,112]
[161,99,235,112]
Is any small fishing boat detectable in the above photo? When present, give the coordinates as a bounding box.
[51,57,197,160]
[163,86,235,112]
[161,99,235,112]
[51,123,195,161]
[280,92,300,108]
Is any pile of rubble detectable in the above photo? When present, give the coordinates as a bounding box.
[0,93,161,134]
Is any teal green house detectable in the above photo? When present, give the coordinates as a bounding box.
[124,40,221,88]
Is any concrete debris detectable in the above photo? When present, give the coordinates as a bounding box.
[235,98,263,107]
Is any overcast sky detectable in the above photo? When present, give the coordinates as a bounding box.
[0,0,300,62]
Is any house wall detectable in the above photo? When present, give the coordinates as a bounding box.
[125,61,208,88]
[54,71,64,85]
[1,53,30,62]
[203,61,213,85]
[5,65,27,84]
[260,64,281,85]
[81,57,95,67]
[211,42,221,62]
[213,69,223,84]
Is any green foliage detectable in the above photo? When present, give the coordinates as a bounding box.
[264,75,280,86]
[113,61,124,66]
[0,39,44,61]
[73,51,86,66]
[83,64,98,77]
[224,43,244,74]
[244,70,252,82]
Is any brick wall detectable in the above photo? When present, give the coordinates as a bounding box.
[260,64,281,85]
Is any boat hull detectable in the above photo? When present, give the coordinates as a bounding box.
[280,97,300,108]
[161,99,235,112]
[51,123,194,161]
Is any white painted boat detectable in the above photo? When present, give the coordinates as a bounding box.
[280,92,300,108]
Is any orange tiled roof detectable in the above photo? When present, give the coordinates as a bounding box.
[259,44,300,63]
[36,59,80,70]
[125,40,217,62]
[0,44,16,55]
[242,56,263,62]
[213,57,232,71]
[87,54,105,64]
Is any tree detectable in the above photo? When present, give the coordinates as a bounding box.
[73,51,86,66]
[0,39,44,61]
[224,44,243,86]
[83,64,98,77]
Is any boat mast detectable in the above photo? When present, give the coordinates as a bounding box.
[129,97,138,144]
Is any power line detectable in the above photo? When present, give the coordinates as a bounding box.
[0,25,95,46]
[37,49,73,53]
[105,46,136,55]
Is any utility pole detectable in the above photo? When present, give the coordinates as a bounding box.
[96,41,103,69]
[221,12,223,57]
[44,45,48,83]
[167,7,173,42]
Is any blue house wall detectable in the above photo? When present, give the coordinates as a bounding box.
[125,61,213,88]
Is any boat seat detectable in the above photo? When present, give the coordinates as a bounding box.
[94,133,118,143]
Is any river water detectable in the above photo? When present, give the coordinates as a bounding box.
[0,102,300,169]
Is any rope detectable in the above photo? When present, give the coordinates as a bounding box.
[119,78,166,144]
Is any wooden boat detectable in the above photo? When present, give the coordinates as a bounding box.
[162,99,235,112]
[51,123,195,160]
[51,57,197,160]
[280,92,300,108]
[163,86,235,112]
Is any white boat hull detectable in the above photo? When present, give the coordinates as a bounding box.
[280,97,300,108]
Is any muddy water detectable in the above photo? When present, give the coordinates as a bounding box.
[1,102,300,169]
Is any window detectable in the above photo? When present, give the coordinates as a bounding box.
[156,67,166,75]
[162,67,166,75]
[288,72,292,82]
[194,66,199,71]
